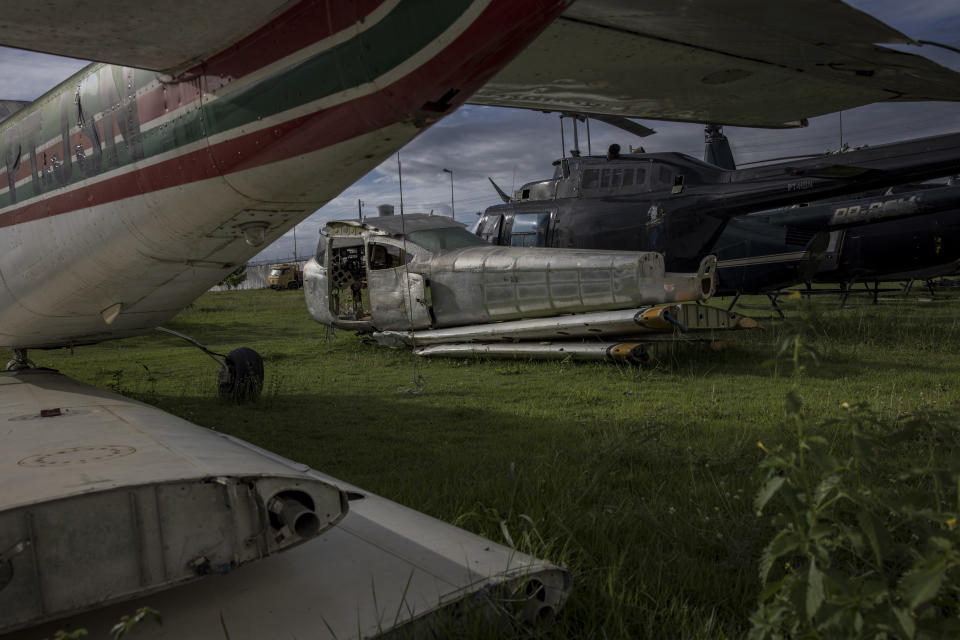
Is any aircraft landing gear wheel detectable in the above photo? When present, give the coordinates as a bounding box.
[5,348,36,371]
[217,347,264,403]
[287,281,299,290]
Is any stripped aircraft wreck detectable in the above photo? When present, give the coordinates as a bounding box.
[305,214,755,363]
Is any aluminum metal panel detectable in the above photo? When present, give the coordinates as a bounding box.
[369,269,431,330]
[428,246,671,326]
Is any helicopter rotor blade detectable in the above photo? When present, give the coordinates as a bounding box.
[738,153,824,166]
[587,114,656,138]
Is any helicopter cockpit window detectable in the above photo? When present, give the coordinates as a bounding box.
[622,168,634,186]
[509,212,550,247]
[367,243,408,270]
[582,169,599,190]
[477,215,502,243]
[552,159,571,180]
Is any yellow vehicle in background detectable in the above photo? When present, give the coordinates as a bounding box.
[268,263,303,290]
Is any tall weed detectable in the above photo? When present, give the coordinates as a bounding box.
[750,296,960,639]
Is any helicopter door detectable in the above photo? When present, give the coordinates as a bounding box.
[366,241,431,330]
[819,230,846,271]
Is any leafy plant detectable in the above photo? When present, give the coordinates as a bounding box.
[110,607,161,639]
[750,311,960,639]
[44,607,160,640]
[219,266,247,290]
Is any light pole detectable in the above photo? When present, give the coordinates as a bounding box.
[442,168,454,219]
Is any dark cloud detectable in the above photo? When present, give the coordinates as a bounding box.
[0,47,87,100]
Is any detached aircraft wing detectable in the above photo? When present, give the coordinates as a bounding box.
[1,370,568,638]
[471,0,960,127]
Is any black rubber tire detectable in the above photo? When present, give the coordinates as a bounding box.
[217,347,264,403]
[287,281,300,290]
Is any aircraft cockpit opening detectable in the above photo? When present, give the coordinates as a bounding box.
[328,240,369,323]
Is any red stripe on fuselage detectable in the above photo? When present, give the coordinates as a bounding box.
[1,1,388,186]
[189,0,388,92]
[0,0,567,229]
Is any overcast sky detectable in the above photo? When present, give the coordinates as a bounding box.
[1,1,959,262]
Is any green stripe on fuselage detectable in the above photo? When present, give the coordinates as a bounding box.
[201,0,474,136]
[0,0,472,211]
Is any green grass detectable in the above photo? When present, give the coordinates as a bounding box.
[29,288,960,638]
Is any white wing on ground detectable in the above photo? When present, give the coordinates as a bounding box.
[0,370,568,639]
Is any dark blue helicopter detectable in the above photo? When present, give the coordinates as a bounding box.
[476,122,960,297]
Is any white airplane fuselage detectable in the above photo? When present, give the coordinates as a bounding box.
[0,0,567,349]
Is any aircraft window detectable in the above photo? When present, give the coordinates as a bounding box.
[658,165,673,186]
[826,230,844,253]
[582,169,599,189]
[622,168,634,187]
[672,175,685,194]
[368,243,408,270]
[509,212,550,247]
[477,215,502,243]
[635,168,647,186]
[600,169,611,188]
[611,168,623,188]
[552,159,571,180]
[407,227,488,252]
